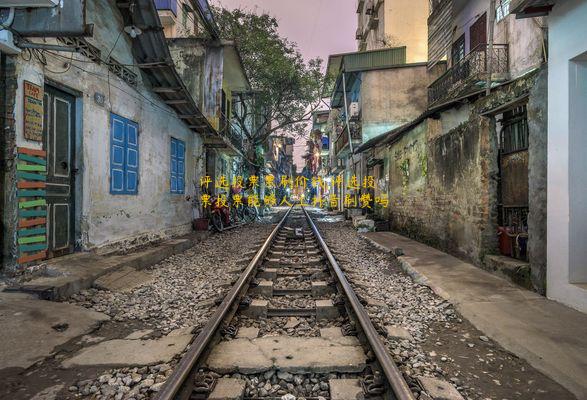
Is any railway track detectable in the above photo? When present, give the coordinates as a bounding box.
[155,206,414,400]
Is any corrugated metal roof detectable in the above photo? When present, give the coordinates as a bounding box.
[325,47,408,102]
[342,47,407,72]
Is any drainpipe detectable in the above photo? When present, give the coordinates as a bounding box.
[486,0,496,95]
[341,72,355,158]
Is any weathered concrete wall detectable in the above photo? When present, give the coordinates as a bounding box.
[387,113,497,264]
[361,65,428,141]
[526,67,548,295]
[385,70,545,271]
[169,39,224,130]
[169,39,206,109]
[494,15,545,77]
[2,0,203,272]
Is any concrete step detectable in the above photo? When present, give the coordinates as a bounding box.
[6,232,208,301]
[206,335,367,374]
[209,378,246,400]
[329,379,365,400]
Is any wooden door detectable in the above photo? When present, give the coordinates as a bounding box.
[43,85,76,257]
[469,12,487,51]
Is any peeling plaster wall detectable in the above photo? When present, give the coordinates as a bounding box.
[494,15,546,77]
[527,67,548,295]
[386,113,497,264]
[168,39,224,129]
[384,70,546,273]
[361,65,428,141]
[3,0,203,269]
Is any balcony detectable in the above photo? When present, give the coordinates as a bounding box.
[155,0,178,26]
[334,124,362,158]
[428,44,509,107]
[219,112,245,154]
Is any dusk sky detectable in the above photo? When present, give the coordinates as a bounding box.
[211,0,357,171]
[211,0,357,62]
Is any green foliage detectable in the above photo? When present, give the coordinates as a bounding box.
[419,153,428,178]
[213,7,325,149]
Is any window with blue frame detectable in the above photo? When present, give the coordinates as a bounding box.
[110,113,139,195]
[170,137,185,194]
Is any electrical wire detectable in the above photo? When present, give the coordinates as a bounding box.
[40,50,186,120]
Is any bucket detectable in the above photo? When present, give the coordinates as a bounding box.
[193,218,209,231]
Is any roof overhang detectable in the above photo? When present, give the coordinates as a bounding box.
[116,0,216,137]
[221,41,251,92]
[509,0,555,18]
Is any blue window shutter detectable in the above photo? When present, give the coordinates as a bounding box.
[177,140,185,194]
[170,138,178,193]
[110,115,126,194]
[125,121,139,194]
[110,113,139,195]
[170,138,185,194]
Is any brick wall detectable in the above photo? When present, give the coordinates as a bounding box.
[0,55,19,274]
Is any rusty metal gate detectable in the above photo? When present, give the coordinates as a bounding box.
[498,105,529,260]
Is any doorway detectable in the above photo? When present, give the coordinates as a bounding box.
[43,85,76,257]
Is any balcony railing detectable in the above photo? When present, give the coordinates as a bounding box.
[334,124,361,157]
[154,0,177,15]
[428,44,509,106]
[219,112,245,152]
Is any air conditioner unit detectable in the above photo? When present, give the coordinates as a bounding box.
[0,8,19,54]
[0,0,59,6]
[349,102,360,119]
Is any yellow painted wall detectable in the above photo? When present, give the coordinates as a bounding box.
[383,0,429,63]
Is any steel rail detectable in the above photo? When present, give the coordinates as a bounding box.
[301,207,415,400]
[155,206,293,400]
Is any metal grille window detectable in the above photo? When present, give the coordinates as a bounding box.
[496,0,511,22]
[500,105,529,154]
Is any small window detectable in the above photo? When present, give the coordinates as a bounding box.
[170,137,185,194]
[110,113,139,195]
[500,105,529,154]
[451,34,465,65]
[496,0,510,22]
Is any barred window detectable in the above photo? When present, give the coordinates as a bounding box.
[500,105,529,154]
